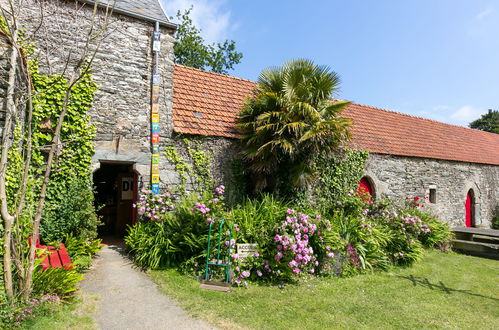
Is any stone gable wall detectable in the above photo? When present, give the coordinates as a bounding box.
[17,0,175,180]
[364,153,499,228]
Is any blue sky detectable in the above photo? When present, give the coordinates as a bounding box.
[162,0,499,127]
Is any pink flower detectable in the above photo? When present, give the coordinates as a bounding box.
[327,252,335,258]
[254,252,260,257]
[257,270,263,277]
[286,209,295,214]
[241,270,250,278]
[309,268,315,274]
[206,218,214,224]
[231,254,239,259]
[293,268,300,274]
[275,252,283,261]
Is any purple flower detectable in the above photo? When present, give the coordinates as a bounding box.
[231,254,239,259]
[241,270,250,278]
[286,209,295,214]
[257,270,263,277]
[293,268,301,274]
[254,252,260,257]
[275,252,283,261]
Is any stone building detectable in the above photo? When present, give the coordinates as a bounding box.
[171,65,499,228]
[2,0,498,232]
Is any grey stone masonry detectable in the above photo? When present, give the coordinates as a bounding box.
[363,153,499,228]
[17,0,175,181]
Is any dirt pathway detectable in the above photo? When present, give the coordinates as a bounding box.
[79,244,216,330]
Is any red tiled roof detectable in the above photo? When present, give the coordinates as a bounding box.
[172,64,499,166]
[173,64,256,138]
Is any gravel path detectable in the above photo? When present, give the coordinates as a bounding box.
[79,244,216,330]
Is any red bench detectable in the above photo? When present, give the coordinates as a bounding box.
[29,237,73,270]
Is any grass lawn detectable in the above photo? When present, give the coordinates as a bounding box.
[23,293,97,330]
[151,251,499,329]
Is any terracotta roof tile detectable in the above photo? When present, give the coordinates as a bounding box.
[172,64,499,166]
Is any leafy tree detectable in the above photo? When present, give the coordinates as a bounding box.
[173,7,243,74]
[469,109,499,134]
[237,59,351,195]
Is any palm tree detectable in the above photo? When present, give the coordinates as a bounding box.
[237,59,351,194]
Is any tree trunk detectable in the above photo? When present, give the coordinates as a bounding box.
[0,29,19,302]
[22,84,73,299]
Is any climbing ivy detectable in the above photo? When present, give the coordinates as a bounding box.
[312,149,369,211]
[164,138,213,194]
[4,53,99,243]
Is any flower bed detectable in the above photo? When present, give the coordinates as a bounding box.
[125,187,453,285]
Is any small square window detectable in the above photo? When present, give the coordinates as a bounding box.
[429,189,437,204]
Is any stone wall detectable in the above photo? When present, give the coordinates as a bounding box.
[159,135,241,200]
[363,153,499,228]
[17,0,175,181]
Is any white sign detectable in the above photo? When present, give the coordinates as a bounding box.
[121,177,133,200]
[237,244,258,259]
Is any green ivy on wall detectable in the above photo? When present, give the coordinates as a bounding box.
[313,149,369,210]
[164,138,213,194]
[4,56,99,242]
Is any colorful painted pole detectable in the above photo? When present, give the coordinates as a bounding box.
[151,22,161,194]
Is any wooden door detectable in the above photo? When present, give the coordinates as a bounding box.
[358,177,373,196]
[465,190,474,227]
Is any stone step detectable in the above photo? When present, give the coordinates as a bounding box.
[454,232,499,245]
[452,239,499,260]
[453,227,499,238]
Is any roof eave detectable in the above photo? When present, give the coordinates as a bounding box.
[77,0,177,30]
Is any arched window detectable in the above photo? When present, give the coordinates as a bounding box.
[465,189,475,228]
[357,176,374,200]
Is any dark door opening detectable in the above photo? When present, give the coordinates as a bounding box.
[93,162,137,237]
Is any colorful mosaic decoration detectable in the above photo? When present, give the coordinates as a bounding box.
[151,29,161,194]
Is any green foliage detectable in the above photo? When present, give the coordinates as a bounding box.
[32,265,83,297]
[63,233,102,260]
[40,179,101,243]
[237,59,351,194]
[173,7,243,74]
[0,294,62,328]
[231,195,288,247]
[313,149,369,212]
[164,139,213,194]
[469,109,499,133]
[4,59,99,245]
[492,205,499,230]
[126,189,227,270]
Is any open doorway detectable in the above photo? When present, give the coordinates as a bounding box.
[93,162,137,237]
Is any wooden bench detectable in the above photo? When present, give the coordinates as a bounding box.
[29,237,73,270]
[452,227,499,260]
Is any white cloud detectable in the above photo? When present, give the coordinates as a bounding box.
[449,105,486,126]
[161,0,233,44]
[475,8,493,20]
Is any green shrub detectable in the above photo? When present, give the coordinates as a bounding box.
[491,205,499,230]
[126,187,228,270]
[63,233,102,259]
[32,265,83,297]
[40,179,101,243]
[231,194,288,247]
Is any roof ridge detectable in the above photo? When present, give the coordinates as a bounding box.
[349,102,499,138]
[174,64,256,84]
